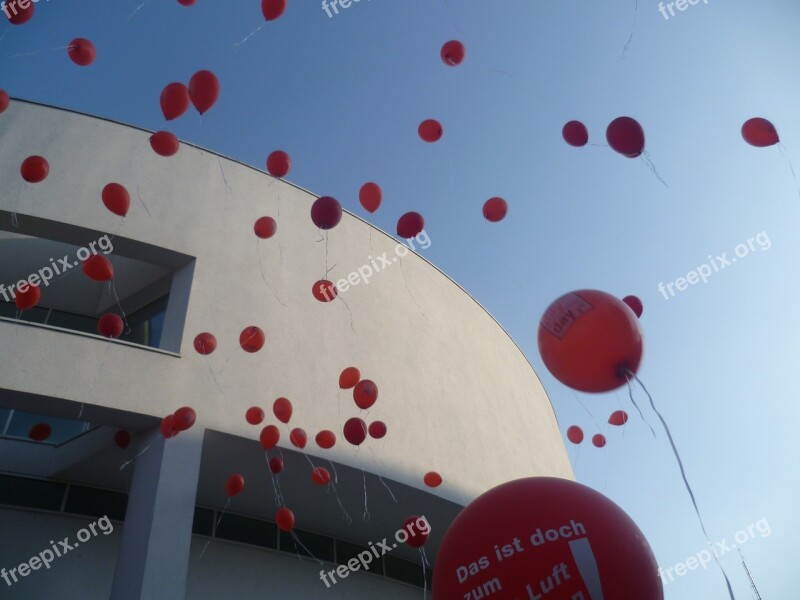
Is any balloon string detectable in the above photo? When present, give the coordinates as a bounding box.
[368,445,398,503]
[642,151,669,187]
[216,339,244,377]
[336,292,356,334]
[128,0,155,19]
[777,143,800,200]
[628,371,736,600]
[109,280,132,336]
[217,158,232,192]
[233,23,266,48]
[624,374,656,437]
[199,497,231,560]
[203,351,224,393]
[621,0,637,59]
[256,239,287,307]
[420,547,430,600]
[361,468,370,521]
[78,338,114,418]
[290,531,324,565]
[397,254,428,319]
[11,185,22,228]
[119,437,157,471]
[136,184,152,218]
[5,45,68,59]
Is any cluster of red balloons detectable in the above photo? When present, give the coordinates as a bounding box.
[160,70,220,120]
[161,406,197,439]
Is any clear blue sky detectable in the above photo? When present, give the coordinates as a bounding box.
[3,0,798,597]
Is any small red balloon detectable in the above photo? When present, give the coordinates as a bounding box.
[424,471,443,488]
[225,474,245,497]
[20,156,49,183]
[289,428,307,449]
[98,313,124,338]
[67,38,96,66]
[566,425,584,444]
[343,417,368,446]
[418,119,443,142]
[402,516,429,548]
[359,182,382,213]
[268,456,284,474]
[260,425,280,449]
[622,295,643,318]
[353,380,378,410]
[254,216,277,239]
[312,279,337,302]
[150,131,180,157]
[194,332,217,355]
[246,407,265,425]
[482,197,508,222]
[311,467,331,486]
[608,410,629,426]
[15,284,40,310]
[29,423,52,441]
[160,82,190,121]
[606,116,645,158]
[276,507,294,532]
[396,212,425,238]
[441,40,465,66]
[315,430,336,449]
[267,150,291,178]
[339,367,360,389]
[368,420,387,439]
[114,430,132,449]
[592,434,607,448]
[742,117,779,148]
[562,120,589,147]
[102,183,130,217]
[82,255,113,281]
[240,326,265,353]
[173,406,196,431]
[188,70,220,115]
[310,196,343,230]
[262,0,287,21]
[0,90,9,113]
[273,397,293,424]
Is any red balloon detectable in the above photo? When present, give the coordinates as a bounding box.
[150,131,180,157]
[433,478,662,599]
[396,212,424,238]
[20,155,49,183]
[424,471,442,488]
[441,40,465,66]
[246,407,265,425]
[6,2,33,24]
[260,425,281,449]
[98,313,124,338]
[82,255,113,281]
[482,197,508,222]
[608,410,629,426]
[194,332,217,355]
[0,90,9,113]
[622,295,643,318]
[311,466,331,485]
[240,326,265,352]
[606,116,645,158]
[359,182,382,213]
[742,117,779,148]
[402,516,429,548]
[592,433,607,448]
[102,183,130,217]
[538,290,644,393]
[343,417,367,446]
[353,380,378,410]
[160,415,178,439]
[188,70,220,115]
[566,425,584,445]
[276,507,295,532]
[418,119,443,142]
[15,284,40,310]
[67,38,96,66]
[339,367,360,389]
[177,0,197,5]
[290,428,307,449]
[262,0,287,20]
[312,279,337,303]
[254,216,277,239]
[310,196,343,230]
[160,82,190,121]
[225,474,245,497]
[273,397,293,424]
[268,456,284,474]
[315,430,336,449]
[114,430,132,449]
[562,120,589,147]
[368,420,387,439]
[173,406,196,431]
[29,423,51,441]
[267,150,291,178]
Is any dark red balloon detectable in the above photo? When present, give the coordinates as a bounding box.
[177,0,197,5]
[566,425,584,444]
[268,456,284,474]
[273,397,293,424]
[562,120,589,147]
[441,40,465,66]
[312,280,337,302]
[188,70,220,115]
[592,433,607,448]
[353,380,378,410]
[290,428,307,449]
[6,2,33,24]
[343,417,367,446]
[225,474,245,497]
[260,425,280,449]
[67,38,96,66]
[608,410,629,426]
[160,82,190,121]
[15,284,40,310]
[311,467,331,485]
[424,471,442,487]
[102,183,130,217]
[82,255,113,281]
[310,196,343,230]
[246,407,265,425]
[267,150,291,178]
[276,507,294,532]
[98,313,124,338]
[315,430,336,449]
[606,116,645,158]
[150,131,180,157]
[194,332,217,355]
[0,90,9,113]
[262,0,287,20]
[20,156,49,183]
[418,119,443,142]
[160,415,178,439]
[482,197,507,222]
[396,212,425,238]
[240,326,265,352]
[29,423,51,441]
[622,295,643,318]
[114,430,132,449]
[742,118,779,148]
[339,367,360,389]
[254,216,277,239]
[359,182,382,213]
[538,290,643,393]
[368,420,387,439]
[173,406,196,431]
[402,516,429,548]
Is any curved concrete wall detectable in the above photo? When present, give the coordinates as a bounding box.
[0,100,572,508]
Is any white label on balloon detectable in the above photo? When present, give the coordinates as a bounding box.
[540,293,594,340]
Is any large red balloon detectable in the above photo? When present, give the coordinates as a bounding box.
[418,119,443,142]
[482,197,508,222]
[538,290,643,393]
[150,131,180,157]
[608,410,629,426]
[566,425,584,445]
[225,474,245,497]
[310,196,343,230]
[343,417,367,446]
[29,423,51,441]
[273,397,293,424]
[240,326,265,352]
[98,313,124,338]
[15,284,40,310]
[276,507,295,532]
[188,70,220,115]
[622,295,643,318]
[742,117,779,148]
[368,420,387,439]
[267,150,291,178]
[311,467,331,486]
[396,212,424,238]
[82,255,113,281]
[0,90,9,113]
[260,425,281,449]
[254,216,277,239]
[6,2,33,24]
[290,428,307,449]
[173,406,196,431]
[102,183,130,217]
[20,156,49,183]
[353,380,378,410]
[67,38,96,66]
[433,477,663,600]
[114,430,132,449]
[246,407,265,425]
[606,116,645,158]
[194,332,217,355]
[262,0,287,20]
[339,367,360,389]
[562,120,589,147]
[312,280,337,302]
[315,430,336,449]
[424,471,443,488]
[160,82,190,121]
[359,182,382,213]
[441,40,465,66]
[402,516,429,548]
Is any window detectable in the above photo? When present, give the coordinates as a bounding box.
[63,485,128,521]
[216,513,278,549]
[0,475,66,511]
